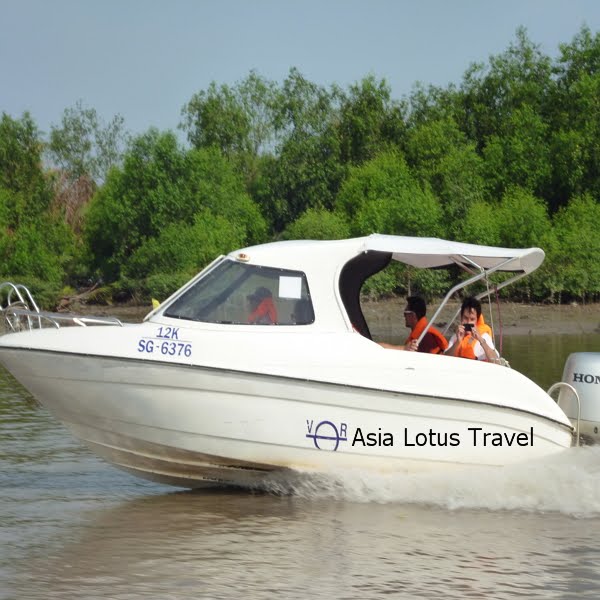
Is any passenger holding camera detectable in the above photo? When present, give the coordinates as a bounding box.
[445,297,499,362]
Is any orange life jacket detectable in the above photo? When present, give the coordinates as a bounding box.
[477,314,492,337]
[405,317,448,354]
[456,315,493,360]
[456,335,478,359]
[248,297,278,324]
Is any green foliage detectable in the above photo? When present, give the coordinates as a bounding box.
[549,129,587,206]
[335,151,447,298]
[124,210,245,279]
[281,208,350,240]
[361,263,450,300]
[0,114,77,292]
[406,81,463,129]
[336,151,443,237]
[109,272,198,305]
[554,75,600,200]
[0,113,45,194]
[47,100,128,183]
[0,188,10,230]
[555,26,600,91]
[495,188,553,299]
[461,190,557,300]
[258,130,345,231]
[142,273,193,302]
[460,201,501,246]
[251,69,346,232]
[182,71,285,195]
[277,68,333,136]
[482,106,552,199]
[0,113,53,226]
[552,195,600,300]
[6,28,600,305]
[84,131,266,280]
[495,187,552,248]
[0,187,24,231]
[404,118,485,238]
[0,217,76,287]
[183,81,251,154]
[182,71,281,157]
[361,262,405,298]
[527,227,563,302]
[408,268,452,300]
[459,27,553,147]
[336,75,406,164]
[186,148,267,243]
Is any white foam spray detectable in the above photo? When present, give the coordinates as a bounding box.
[258,445,600,518]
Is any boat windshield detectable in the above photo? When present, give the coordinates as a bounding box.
[163,259,314,325]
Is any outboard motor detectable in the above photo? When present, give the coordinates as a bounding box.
[558,352,600,444]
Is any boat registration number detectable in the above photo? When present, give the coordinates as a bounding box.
[137,338,192,358]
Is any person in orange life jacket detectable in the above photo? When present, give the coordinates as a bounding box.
[445,296,499,361]
[379,296,448,354]
[247,287,278,324]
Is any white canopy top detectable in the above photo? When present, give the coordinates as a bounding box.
[363,234,545,274]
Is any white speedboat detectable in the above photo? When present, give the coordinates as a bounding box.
[0,235,575,488]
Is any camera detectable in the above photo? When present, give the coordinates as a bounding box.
[463,323,474,332]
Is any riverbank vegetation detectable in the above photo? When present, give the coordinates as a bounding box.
[1,27,600,308]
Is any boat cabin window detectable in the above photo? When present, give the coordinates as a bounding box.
[163,260,315,325]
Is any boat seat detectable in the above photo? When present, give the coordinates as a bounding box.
[292,298,313,324]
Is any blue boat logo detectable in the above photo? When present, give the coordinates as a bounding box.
[306,420,348,451]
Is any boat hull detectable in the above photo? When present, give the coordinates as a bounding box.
[0,348,573,488]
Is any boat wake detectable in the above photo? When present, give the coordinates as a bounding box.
[257,445,600,518]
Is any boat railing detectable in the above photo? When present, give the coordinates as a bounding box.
[547,382,581,447]
[0,282,123,332]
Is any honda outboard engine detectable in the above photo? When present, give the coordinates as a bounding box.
[558,352,600,443]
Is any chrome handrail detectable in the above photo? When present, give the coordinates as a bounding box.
[5,307,123,328]
[0,282,123,331]
[547,382,581,447]
[0,282,42,330]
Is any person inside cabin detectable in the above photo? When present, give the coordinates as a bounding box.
[291,298,313,324]
[247,286,278,324]
[380,296,448,354]
[445,296,499,362]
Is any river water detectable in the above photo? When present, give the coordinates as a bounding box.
[2,334,600,599]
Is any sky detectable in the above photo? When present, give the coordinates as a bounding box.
[2,0,600,140]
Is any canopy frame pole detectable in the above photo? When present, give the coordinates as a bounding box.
[440,271,531,337]
[416,255,519,346]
